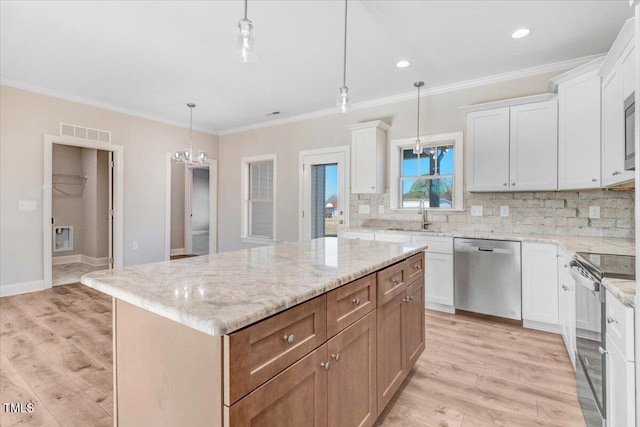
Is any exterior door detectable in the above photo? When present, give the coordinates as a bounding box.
[300,148,348,241]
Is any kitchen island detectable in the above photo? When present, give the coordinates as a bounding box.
[81,237,427,426]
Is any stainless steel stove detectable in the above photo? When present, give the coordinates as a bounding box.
[570,252,635,427]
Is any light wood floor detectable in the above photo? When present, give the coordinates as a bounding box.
[1,284,585,427]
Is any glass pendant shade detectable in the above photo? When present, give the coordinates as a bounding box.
[336,86,351,113]
[233,18,257,63]
[413,139,423,155]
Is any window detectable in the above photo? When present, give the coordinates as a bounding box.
[389,132,464,211]
[241,155,276,244]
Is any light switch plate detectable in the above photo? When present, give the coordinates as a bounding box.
[589,206,600,219]
[358,205,370,214]
[470,205,483,217]
[500,206,509,217]
[378,205,384,214]
[18,200,37,211]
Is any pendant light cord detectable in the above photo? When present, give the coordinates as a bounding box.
[189,105,193,152]
[416,84,421,139]
[244,0,248,20]
[342,0,348,87]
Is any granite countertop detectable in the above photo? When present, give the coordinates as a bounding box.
[81,238,427,336]
[345,227,636,304]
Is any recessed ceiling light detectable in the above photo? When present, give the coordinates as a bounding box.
[396,60,411,69]
[512,28,531,39]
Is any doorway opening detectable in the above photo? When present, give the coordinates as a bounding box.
[299,146,349,241]
[43,134,124,289]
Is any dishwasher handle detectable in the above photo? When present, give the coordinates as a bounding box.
[478,247,493,252]
[456,245,513,255]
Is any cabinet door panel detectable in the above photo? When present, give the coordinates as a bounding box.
[558,72,601,189]
[621,41,635,99]
[405,279,425,368]
[327,312,377,427]
[424,252,454,307]
[227,344,328,427]
[509,100,558,191]
[466,107,510,191]
[376,291,406,415]
[327,273,376,338]
[522,242,559,325]
[605,337,636,427]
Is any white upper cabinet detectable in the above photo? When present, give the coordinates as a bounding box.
[466,107,510,191]
[464,94,558,192]
[552,63,602,190]
[599,18,635,187]
[347,120,390,194]
[509,100,558,191]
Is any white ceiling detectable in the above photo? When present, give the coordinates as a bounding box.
[0,1,634,134]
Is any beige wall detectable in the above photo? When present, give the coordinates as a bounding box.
[0,85,218,289]
[217,70,565,252]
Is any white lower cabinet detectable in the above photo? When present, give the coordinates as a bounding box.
[374,233,413,243]
[341,231,375,241]
[522,242,559,330]
[412,235,454,313]
[605,289,636,427]
[558,248,576,367]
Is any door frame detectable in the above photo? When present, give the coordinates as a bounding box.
[298,146,350,241]
[165,157,217,259]
[43,134,124,289]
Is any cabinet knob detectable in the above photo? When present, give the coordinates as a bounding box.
[592,178,597,182]
[606,316,618,324]
[561,285,569,291]
[511,182,516,186]
[283,334,295,344]
[612,171,621,176]
[408,295,414,302]
[331,353,341,362]
[392,278,399,284]
[413,265,420,270]
[352,297,361,305]
[320,361,331,370]
[371,186,375,189]
[503,183,508,186]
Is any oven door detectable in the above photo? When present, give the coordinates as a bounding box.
[570,260,606,426]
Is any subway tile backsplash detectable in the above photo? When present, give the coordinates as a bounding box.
[350,190,634,238]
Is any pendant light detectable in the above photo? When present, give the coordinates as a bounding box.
[413,81,425,155]
[233,0,257,63]
[173,103,207,165]
[336,0,351,113]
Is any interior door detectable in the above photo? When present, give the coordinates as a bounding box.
[300,150,348,241]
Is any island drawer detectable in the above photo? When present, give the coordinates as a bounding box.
[327,273,376,337]
[224,295,327,405]
[377,261,406,306]
[404,252,424,283]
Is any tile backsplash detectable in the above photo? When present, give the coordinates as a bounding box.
[350,189,634,238]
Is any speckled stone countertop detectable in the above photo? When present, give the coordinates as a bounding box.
[81,238,427,336]
[345,228,636,304]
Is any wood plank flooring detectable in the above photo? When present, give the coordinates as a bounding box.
[0,285,585,427]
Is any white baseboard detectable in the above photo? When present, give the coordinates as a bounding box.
[52,254,82,265]
[523,320,561,334]
[171,248,185,256]
[0,280,46,297]
[192,230,209,236]
[425,302,455,314]
[81,255,109,267]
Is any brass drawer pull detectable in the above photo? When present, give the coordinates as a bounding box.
[283,334,295,344]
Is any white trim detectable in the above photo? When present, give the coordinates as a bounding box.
[460,93,557,113]
[523,320,561,334]
[598,17,635,78]
[81,255,109,267]
[298,146,350,241]
[170,248,185,257]
[0,280,46,297]
[425,302,455,314]
[218,54,603,135]
[165,153,172,261]
[52,255,82,265]
[241,154,277,243]
[2,79,218,135]
[346,120,390,131]
[547,56,605,92]
[44,134,124,290]
[389,132,464,211]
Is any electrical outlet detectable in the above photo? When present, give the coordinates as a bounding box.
[500,206,509,217]
[470,205,483,217]
[589,206,600,219]
[132,241,139,250]
[358,205,370,214]
[378,205,384,214]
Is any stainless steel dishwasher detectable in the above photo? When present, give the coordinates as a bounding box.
[454,238,522,320]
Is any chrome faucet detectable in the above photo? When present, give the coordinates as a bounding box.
[418,196,429,230]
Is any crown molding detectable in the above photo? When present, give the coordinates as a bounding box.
[219,53,603,135]
[548,56,605,92]
[0,79,220,135]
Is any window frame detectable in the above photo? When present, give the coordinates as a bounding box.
[389,131,464,211]
[241,154,277,245]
